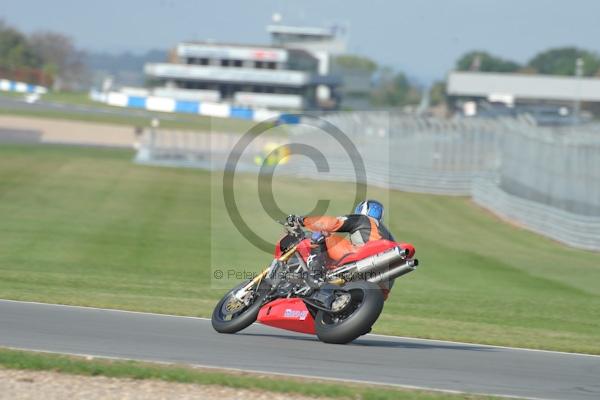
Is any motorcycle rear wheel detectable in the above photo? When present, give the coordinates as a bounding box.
[314,281,384,344]
[211,280,269,334]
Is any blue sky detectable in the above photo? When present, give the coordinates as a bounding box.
[2,0,599,83]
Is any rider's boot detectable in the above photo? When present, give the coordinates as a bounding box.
[307,231,329,284]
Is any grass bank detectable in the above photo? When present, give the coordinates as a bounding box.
[0,144,598,353]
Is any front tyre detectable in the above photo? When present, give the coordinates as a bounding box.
[315,281,384,344]
[211,280,269,334]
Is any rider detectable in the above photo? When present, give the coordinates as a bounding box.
[286,200,397,296]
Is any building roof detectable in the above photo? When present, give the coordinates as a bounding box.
[177,42,288,63]
[267,24,336,37]
[176,41,317,62]
[180,40,285,50]
[447,71,600,102]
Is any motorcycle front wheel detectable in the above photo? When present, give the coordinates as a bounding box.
[314,281,384,344]
[211,280,269,334]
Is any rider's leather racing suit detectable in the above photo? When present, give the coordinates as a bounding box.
[301,214,396,298]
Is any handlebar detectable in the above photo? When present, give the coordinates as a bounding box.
[276,219,304,237]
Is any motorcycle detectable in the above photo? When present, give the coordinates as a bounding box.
[211,220,418,344]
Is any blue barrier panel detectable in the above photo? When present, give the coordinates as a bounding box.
[127,96,147,108]
[0,80,46,94]
[175,100,200,114]
[230,107,254,120]
[278,114,301,125]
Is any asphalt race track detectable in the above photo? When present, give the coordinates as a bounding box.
[1,300,598,400]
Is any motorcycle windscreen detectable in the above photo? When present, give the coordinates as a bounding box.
[257,298,316,335]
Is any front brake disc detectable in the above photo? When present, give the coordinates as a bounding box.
[224,297,244,314]
[330,292,352,313]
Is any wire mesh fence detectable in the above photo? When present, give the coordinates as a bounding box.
[499,119,600,217]
[134,112,600,250]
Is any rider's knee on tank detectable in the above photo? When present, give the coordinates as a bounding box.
[324,234,355,261]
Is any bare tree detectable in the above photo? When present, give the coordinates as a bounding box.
[29,31,88,90]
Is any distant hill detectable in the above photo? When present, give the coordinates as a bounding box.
[85,49,167,87]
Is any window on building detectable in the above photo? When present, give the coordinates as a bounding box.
[287,52,318,72]
[255,61,264,69]
[266,62,276,69]
[233,60,243,67]
[221,59,230,67]
[200,58,209,65]
[220,84,236,99]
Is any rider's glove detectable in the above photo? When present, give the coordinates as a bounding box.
[310,231,326,244]
[285,214,304,227]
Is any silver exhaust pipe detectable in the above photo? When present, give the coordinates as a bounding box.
[327,246,409,281]
[367,258,418,284]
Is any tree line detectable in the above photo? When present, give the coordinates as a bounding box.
[0,20,86,90]
[456,48,600,77]
[2,15,596,108]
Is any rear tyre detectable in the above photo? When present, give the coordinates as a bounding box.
[211,280,269,334]
[314,281,384,344]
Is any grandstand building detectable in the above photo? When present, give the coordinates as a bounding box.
[144,24,346,110]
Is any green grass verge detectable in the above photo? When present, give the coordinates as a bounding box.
[0,348,501,399]
[0,91,254,132]
[36,91,102,106]
[0,144,599,354]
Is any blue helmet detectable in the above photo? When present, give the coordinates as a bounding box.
[354,200,384,222]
